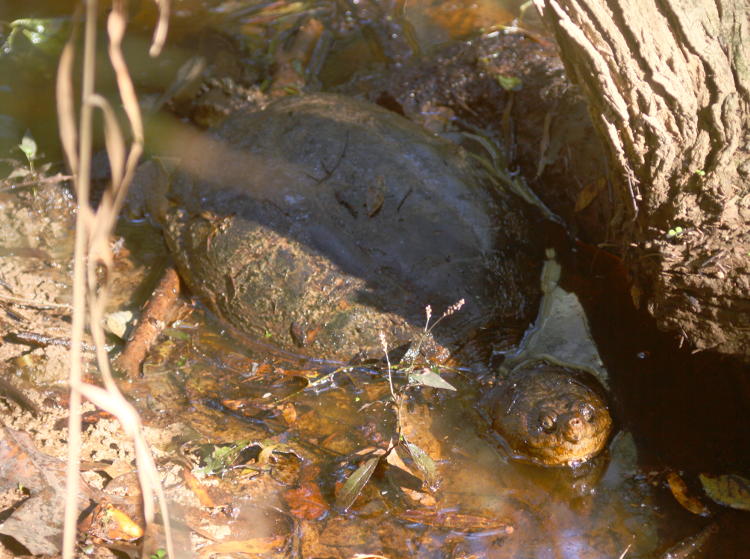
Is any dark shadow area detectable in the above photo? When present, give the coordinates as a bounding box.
[556,235,750,556]
[559,241,750,474]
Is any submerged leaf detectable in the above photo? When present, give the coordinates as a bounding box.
[284,482,328,520]
[335,456,380,512]
[196,440,252,476]
[399,509,513,534]
[666,471,710,516]
[402,441,437,488]
[660,522,718,559]
[0,425,95,555]
[198,536,286,558]
[409,369,456,391]
[699,473,750,511]
[6,18,69,57]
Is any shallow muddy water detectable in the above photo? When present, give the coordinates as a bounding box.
[117,222,749,559]
[119,221,750,559]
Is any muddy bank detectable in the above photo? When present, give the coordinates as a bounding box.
[343,27,750,364]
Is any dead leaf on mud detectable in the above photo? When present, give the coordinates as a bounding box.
[87,500,144,541]
[284,481,328,520]
[103,459,135,479]
[666,471,710,516]
[399,509,513,536]
[187,502,291,557]
[0,425,96,555]
[182,467,218,508]
[699,473,750,511]
[198,535,286,558]
[574,178,606,212]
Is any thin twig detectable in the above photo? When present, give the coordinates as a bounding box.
[0,293,73,310]
[7,331,102,352]
[61,0,98,556]
[59,2,174,558]
[0,172,72,191]
[379,332,397,402]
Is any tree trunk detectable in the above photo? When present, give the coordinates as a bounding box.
[534,0,750,361]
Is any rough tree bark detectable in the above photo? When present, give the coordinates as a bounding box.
[534,0,750,361]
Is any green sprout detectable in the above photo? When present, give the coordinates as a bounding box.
[694,169,706,176]
[149,549,167,559]
[496,75,523,92]
[18,130,37,172]
[667,226,684,238]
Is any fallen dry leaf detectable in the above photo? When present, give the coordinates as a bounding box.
[284,482,328,520]
[182,467,218,508]
[666,471,710,516]
[102,459,134,479]
[700,473,750,511]
[88,500,144,541]
[574,177,606,212]
[0,425,95,555]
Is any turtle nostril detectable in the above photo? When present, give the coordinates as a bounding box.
[564,417,584,443]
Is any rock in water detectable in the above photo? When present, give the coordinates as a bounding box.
[158,93,544,360]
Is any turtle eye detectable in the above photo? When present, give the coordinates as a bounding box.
[578,402,595,422]
[539,412,557,433]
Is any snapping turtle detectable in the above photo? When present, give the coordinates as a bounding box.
[142,92,612,465]
[152,93,544,361]
[486,361,612,466]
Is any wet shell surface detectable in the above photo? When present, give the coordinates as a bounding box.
[159,93,544,360]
